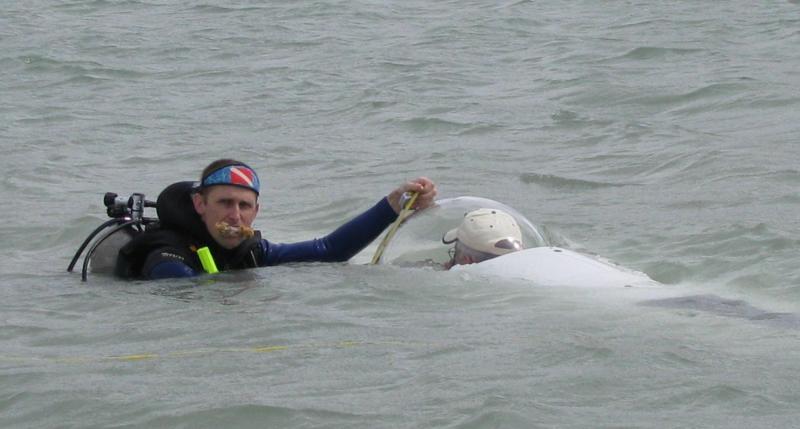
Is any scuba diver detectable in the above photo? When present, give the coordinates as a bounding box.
[442,208,524,269]
[70,158,437,280]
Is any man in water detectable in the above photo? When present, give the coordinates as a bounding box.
[116,159,437,279]
[442,208,524,269]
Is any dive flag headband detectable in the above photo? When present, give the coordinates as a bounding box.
[200,164,261,195]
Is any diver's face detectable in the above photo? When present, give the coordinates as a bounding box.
[444,244,478,270]
[192,185,259,249]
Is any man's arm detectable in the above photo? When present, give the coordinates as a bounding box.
[262,197,397,265]
[260,177,437,266]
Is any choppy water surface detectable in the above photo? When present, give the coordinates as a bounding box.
[2,1,800,427]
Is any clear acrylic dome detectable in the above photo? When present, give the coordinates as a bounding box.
[377,197,548,266]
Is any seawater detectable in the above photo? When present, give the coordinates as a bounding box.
[2,1,800,428]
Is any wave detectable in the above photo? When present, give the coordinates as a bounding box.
[14,55,148,85]
[393,116,498,135]
[607,18,707,31]
[520,172,629,190]
[188,4,270,13]
[635,83,747,108]
[640,294,800,330]
[619,46,705,60]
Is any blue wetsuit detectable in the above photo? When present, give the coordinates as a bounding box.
[144,198,397,280]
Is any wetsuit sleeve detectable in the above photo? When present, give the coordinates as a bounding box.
[142,247,199,279]
[260,197,398,265]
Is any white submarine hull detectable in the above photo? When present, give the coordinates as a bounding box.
[450,247,660,289]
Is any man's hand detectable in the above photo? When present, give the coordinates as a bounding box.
[387,177,437,214]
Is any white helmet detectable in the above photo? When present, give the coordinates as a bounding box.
[442,208,523,256]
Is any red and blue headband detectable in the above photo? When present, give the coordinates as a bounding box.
[200,164,261,195]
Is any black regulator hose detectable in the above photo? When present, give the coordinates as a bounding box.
[80,219,141,281]
[67,218,124,273]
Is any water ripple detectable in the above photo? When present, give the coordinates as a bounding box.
[621,46,705,60]
[520,172,629,190]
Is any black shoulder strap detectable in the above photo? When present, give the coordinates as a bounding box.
[225,231,264,270]
[115,227,202,279]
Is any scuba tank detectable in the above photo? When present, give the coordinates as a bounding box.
[67,192,158,281]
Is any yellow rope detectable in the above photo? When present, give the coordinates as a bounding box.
[0,340,435,365]
[371,191,418,264]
